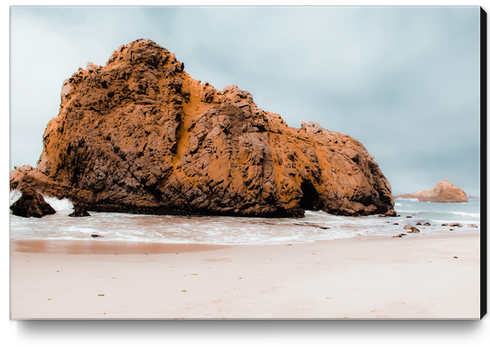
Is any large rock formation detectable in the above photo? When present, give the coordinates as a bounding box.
[395,180,468,203]
[10,39,394,218]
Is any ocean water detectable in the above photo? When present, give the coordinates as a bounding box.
[9,191,481,245]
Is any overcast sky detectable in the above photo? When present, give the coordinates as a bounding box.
[9,6,481,196]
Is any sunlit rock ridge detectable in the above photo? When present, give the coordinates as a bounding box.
[10,39,395,217]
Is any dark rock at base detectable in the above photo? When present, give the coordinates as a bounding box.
[403,224,420,233]
[10,187,56,218]
[293,222,330,230]
[383,210,397,217]
[91,234,103,238]
[69,206,91,217]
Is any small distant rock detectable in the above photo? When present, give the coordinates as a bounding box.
[403,224,420,233]
[415,222,421,225]
[393,222,399,225]
[394,179,468,203]
[393,233,407,238]
[441,223,448,226]
[467,224,478,228]
[406,216,412,218]
[423,222,431,226]
[91,234,103,238]
[449,222,461,227]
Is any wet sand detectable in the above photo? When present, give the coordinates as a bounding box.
[10,232,481,319]
[11,239,231,255]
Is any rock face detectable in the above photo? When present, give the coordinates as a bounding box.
[395,180,468,203]
[10,187,56,218]
[10,39,394,218]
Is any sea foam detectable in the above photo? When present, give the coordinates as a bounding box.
[9,197,481,245]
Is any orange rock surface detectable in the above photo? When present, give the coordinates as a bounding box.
[10,39,394,217]
[395,180,468,203]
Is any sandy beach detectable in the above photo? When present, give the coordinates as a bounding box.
[10,232,480,320]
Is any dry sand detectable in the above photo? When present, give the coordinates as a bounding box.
[10,232,480,319]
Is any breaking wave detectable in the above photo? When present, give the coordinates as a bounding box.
[9,196,481,245]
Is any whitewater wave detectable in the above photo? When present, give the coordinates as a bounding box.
[449,211,480,218]
[9,190,22,206]
[44,197,74,214]
[9,195,481,245]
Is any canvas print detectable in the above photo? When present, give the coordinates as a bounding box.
[9,6,483,319]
